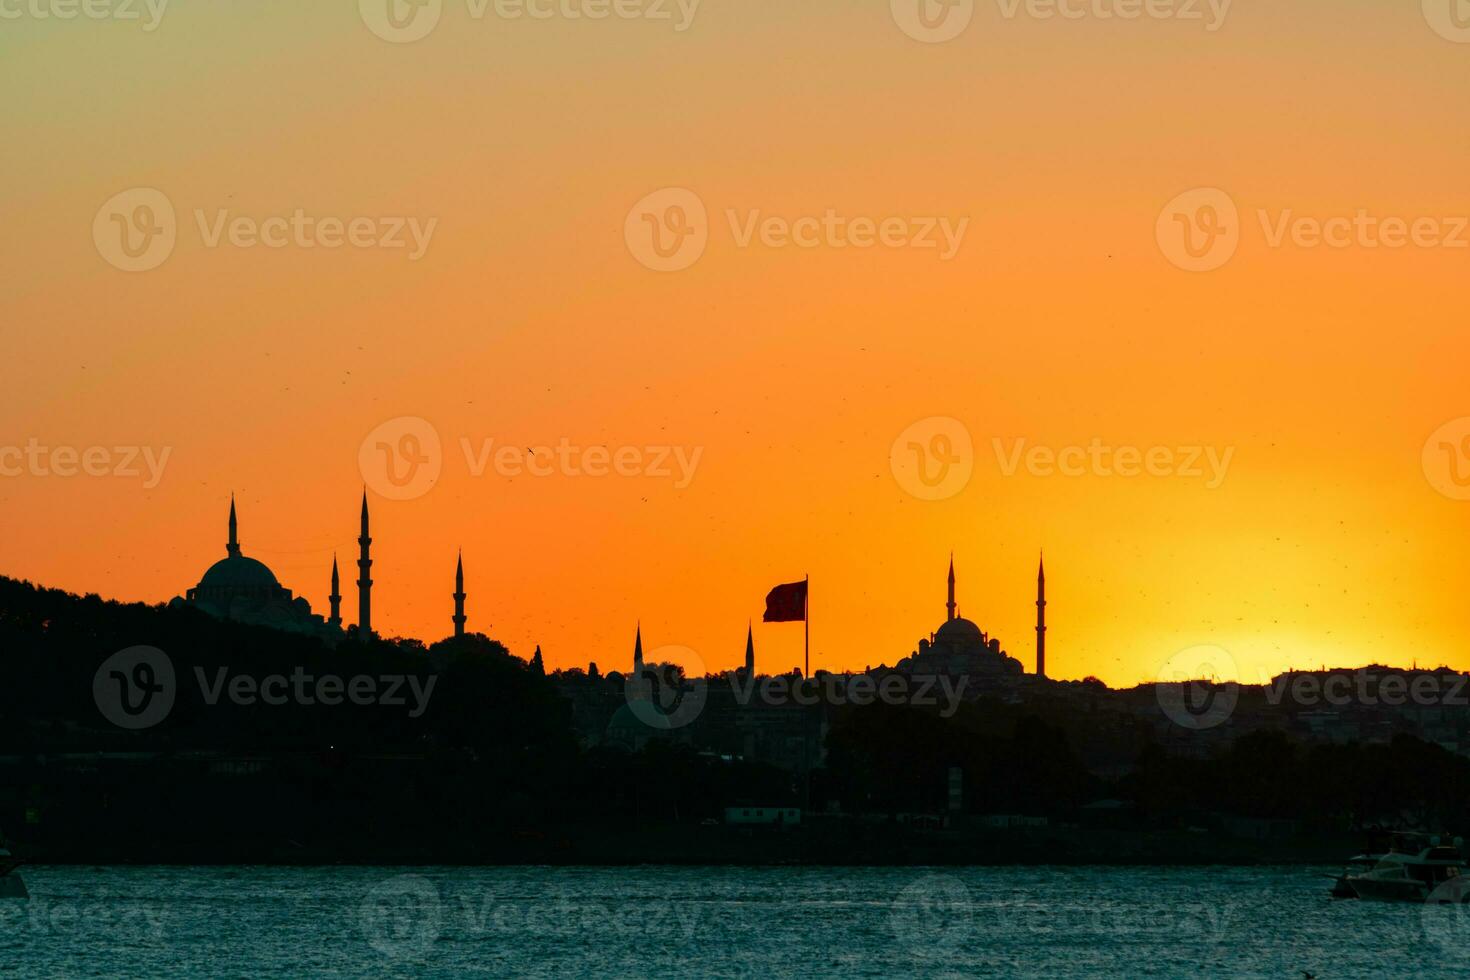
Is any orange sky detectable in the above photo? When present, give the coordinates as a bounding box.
[3,2,1470,686]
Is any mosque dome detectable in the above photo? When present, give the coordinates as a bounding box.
[934,616,984,649]
[197,554,280,591]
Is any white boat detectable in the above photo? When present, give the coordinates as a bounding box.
[1329,852,1383,898]
[1344,833,1467,902]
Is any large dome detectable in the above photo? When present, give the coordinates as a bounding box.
[934,617,984,647]
[197,555,280,590]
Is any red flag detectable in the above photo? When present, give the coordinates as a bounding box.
[763,580,808,623]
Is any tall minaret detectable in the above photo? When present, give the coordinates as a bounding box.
[633,623,644,673]
[946,554,957,622]
[227,496,241,557]
[744,622,755,676]
[1035,552,1047,678]
[357,491,373,639]
[328,555,342,629]
[452,551,466,639]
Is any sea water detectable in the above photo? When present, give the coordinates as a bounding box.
[1,865,1465,978]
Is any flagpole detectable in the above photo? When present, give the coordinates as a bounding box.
[804,574,809,679]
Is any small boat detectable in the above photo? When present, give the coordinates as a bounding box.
[0,833,27,900]
[1344,833,1466,902]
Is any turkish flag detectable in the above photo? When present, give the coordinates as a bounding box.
[763,580,807,623]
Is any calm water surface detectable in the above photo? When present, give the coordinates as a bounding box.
[2,865,1468,978]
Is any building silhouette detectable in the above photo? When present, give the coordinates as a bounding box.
[453,551,466,639]
[893,557,1026,677]
[1036,552,1047,678]
[172,494,476,642]
[173,497,336,637]
[357,492,373,639]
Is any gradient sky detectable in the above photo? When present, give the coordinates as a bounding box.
[4,1,1469,686]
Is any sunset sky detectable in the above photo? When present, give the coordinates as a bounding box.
[4,2,1470,686]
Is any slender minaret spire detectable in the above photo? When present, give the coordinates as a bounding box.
[226,496,241,557]
[1035,551,1047,678]
[453,551,466,639]
[633,623,644,673]
[357,491,373,639]
[744,622,755,676]
[328,554,342,629]
[946,554,957,622]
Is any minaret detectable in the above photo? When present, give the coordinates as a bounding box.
[1035,552,1047,678]
[227,496,241,557]
[744,622,755,676]
[633,623,644,673]
[328,555,342,629]
[453,551,466,639]
[357,492,373,639]
[946,554,957,622]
